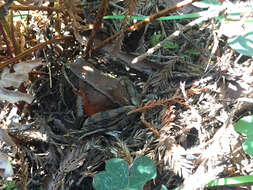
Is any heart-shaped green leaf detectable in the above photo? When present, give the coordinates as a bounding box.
[93,156,157,190]
[129,156,157,189]
[242,136,253,157]
[235,115,253,157]
[235,115,253,136]
[160,185,168,190]
[93,158,129,190]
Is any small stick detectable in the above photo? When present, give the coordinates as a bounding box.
[141,112,160,137]
[84,0,109,58]
[0,20,13,57]
[9,4,61,12]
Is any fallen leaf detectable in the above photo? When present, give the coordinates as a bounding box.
[0,87,34,104]
[0,128,16,147]
[0,60,43,88]
[0,152,13,178]
[0,60,43,103]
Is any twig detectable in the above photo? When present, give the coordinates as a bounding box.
[10,10,18,55]
[42,49,52,88]
[9,4,61,12]
[84,0,109,58]
[141,112,160,137]
[129,94,182,114]
[0,19,13,57]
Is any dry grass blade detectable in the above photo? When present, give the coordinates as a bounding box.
[125,0,138,15]
[160,105,175,133]
[165,144,194,178]
[112,0,147,54]
[62,0,85,44]
[0,19,13,57]
[158,137,194,179]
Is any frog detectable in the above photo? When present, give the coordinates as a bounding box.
[64,58,141,138]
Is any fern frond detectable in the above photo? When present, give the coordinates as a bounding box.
[111,140,133,164]
[160,105,175,133]
[162,139,194,178]
[61,0,86,44]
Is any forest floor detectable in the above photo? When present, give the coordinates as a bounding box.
[0,0,253,190]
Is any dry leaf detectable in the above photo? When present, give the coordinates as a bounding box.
[0,152,13,178]
[0,60,43,103]
[0,87,34,103]
[0,60,43,88]
[0,128,16,147]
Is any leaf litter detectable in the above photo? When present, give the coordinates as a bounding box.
[0,0,253,190]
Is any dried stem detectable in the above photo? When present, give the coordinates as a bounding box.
[141,112,160,137]
[9,4,61,12]
[129,95,182,114]
[0,19,13,57]
[10,10,18,55]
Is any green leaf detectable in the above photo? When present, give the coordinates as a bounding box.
[235,115,253,157]
[0,180,18,190]
[164,41,179,50]
[242,136,253,157]
[206,175,253,187]
[151,33,161,46]
[93,156,157,190]
[160,185,168,190]
[129,156,157,189]
[151,33,178,50]
[93,158,129,190]
[185,49,200,55]
[228,31,253,57]
[235,115,253,136]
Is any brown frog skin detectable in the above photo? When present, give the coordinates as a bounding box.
[78,105,136,138]
[66,58,140,138]
[67,58,140,115]
[70,58,131,106]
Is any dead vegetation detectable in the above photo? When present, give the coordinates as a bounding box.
[0,0,253,189]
